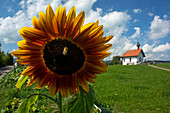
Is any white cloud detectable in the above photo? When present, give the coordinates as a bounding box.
[100,11,131,36]
[142,43,170,60]
[149,16,170,39]
[133,8,142,14]
[148,13,154,17]
[153,42,170,52]
[142,44,155,53]
[0,10,29,43]
[129,27,141,39]
[19,0,25,9]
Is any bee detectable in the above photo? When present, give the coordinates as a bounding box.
[63,47,68,55]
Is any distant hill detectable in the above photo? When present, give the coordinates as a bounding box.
[145,60,170,64]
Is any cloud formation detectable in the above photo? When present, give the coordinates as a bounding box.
[129,27,141,39]
[149,16,170,39]
[133,8,142,14]
[153,42,170,52]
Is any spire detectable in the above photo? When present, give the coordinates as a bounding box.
[136,42,140,50]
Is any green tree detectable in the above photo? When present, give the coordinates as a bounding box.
[7,52,14,65]
[112,56,121,65]
[0,51,13,67]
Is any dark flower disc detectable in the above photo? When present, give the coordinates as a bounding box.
[43,38,85,75]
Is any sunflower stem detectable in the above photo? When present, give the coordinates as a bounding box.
[58,91,63,113]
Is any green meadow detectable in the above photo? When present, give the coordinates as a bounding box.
[93,65,170,113]
[154,63,170,69]
[0,64,169,112]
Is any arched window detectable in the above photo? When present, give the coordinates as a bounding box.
[129,58,131,62]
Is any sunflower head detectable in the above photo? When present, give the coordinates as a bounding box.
[11,4,113,97]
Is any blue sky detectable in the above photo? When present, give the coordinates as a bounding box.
[0,0,170,60]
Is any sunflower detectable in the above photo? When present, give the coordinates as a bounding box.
[11,4,113,97]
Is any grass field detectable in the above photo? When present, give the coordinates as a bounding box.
[154,63,170,69]
[93,65,170,113]
[0,65,170,112]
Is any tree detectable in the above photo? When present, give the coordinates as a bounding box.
[0,51,13,67]
[112,56,121,65]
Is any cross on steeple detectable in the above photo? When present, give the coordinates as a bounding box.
[136,42,140,50]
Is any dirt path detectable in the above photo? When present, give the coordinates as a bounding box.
[0,65,13,80]
[148,64,170,72]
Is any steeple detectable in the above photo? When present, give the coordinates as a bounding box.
[136,42,140,50]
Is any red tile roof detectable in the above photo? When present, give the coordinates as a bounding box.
[121,49,145,57]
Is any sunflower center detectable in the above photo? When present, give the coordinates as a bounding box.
[43,38,85,75]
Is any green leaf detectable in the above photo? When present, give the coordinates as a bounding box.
[66,85,95,113]
[17,94,38,113]
[46,108,59,113]
[16,75,29,89]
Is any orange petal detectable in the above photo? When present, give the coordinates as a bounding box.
[73,22,94,42]
[39,11,50,33]
[49,77,57,96]
[67,11,85,38]
[86,44,112,52]
[55,5,61,17]
[78,72,89,92]
[17,40,42,50]
[32,16,44,30]
[11,50,42,57]
[46,4,55,34]
[86,52,111,61]
[81,71,96,83]
[85,61,108,74]
[57,6,66,36]
[66,6,76,29]
[19,27,48,44]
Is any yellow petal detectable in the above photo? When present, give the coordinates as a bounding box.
[88,25,103,38]
[17,40,42,50]
[91,20,99,30]
[73,23,94,42]
[66,6,76,29]
[46,4,55,34]
[22,64,41,75]
[32,16,44,30]
[39,11,49,33]
[55,5,61,17]
[67,11,85,37]
[19,27,48,44]
[57,6,66,36]
[11,50,42,57]
[52,16,59,34]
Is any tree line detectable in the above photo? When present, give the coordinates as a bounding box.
[0,51,13,67]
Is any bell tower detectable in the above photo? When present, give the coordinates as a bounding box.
[136,42,140,50]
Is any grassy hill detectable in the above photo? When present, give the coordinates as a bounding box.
[93,65,170,113]
[154,63,170,69]
[0,64,169,112]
